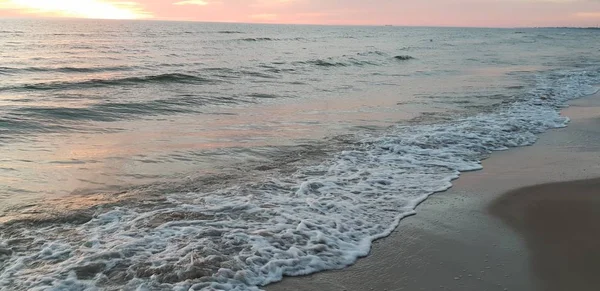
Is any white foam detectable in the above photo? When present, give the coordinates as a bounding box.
[1,70,599,290]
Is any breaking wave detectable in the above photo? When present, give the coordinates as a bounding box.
[0,69,598,290]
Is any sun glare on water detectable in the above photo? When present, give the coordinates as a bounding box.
[8,0,149,19]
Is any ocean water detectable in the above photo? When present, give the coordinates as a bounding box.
[0,19,599,290]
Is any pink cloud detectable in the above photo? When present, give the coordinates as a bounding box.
[1,0,600,27]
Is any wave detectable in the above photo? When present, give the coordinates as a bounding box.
[7,94,249,125]
[248,93,279,99]
[357,50,387,56]
[0,117,74,135]
[51,33,91,37]
[394,55,415,61]
[306,59,348,67]
[0,95,251,138]
[290,52,411,69]
[240,70,279,79]
[0,73,221,92]
[240,37,275,42]
[0,65,135,74]
[217,31,244,34]
[13,103,192,123]
[236,37,306,42]
[1,69,598,290]
[295,58,378,68]
[202,67,283,80]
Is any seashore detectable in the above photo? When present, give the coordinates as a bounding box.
[267,90,600,291]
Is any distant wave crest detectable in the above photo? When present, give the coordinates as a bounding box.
[295,57,378,68]
[239,37,275,42]
[235,37,306,42]
[1,73,220,91]
[394,55,415,61]
[0,65,134,74]
[217,30,244,34]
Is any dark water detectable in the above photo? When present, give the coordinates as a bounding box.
[0,19,599,290]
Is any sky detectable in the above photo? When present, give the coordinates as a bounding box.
[0,0,599,27]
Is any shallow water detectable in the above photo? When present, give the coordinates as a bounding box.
[0,19,599,290]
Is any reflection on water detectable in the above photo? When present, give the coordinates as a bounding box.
[2,20,598,218]
[0,90,421,214]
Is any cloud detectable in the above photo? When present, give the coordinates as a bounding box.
[575,12,600,17]
[0,0,152,19]
[173,0,209,5]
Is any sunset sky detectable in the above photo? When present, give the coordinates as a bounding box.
[0,0,599,27]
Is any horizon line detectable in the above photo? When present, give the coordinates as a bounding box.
[1,16,598,30]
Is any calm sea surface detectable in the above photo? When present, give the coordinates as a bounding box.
[0,19,599,290]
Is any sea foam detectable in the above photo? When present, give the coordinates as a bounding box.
[0,69,599,290]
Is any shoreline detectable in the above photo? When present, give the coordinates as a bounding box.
[267,91,600,290]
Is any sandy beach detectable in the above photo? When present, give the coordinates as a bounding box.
[267,90,600,291]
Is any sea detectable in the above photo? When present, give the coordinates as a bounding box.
[0,19,599,290]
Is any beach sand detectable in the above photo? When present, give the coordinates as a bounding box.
[267,90,600,291]
[491,179,600,291]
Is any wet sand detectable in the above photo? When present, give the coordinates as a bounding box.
[491,179,600,291]
[267,90,600,291]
